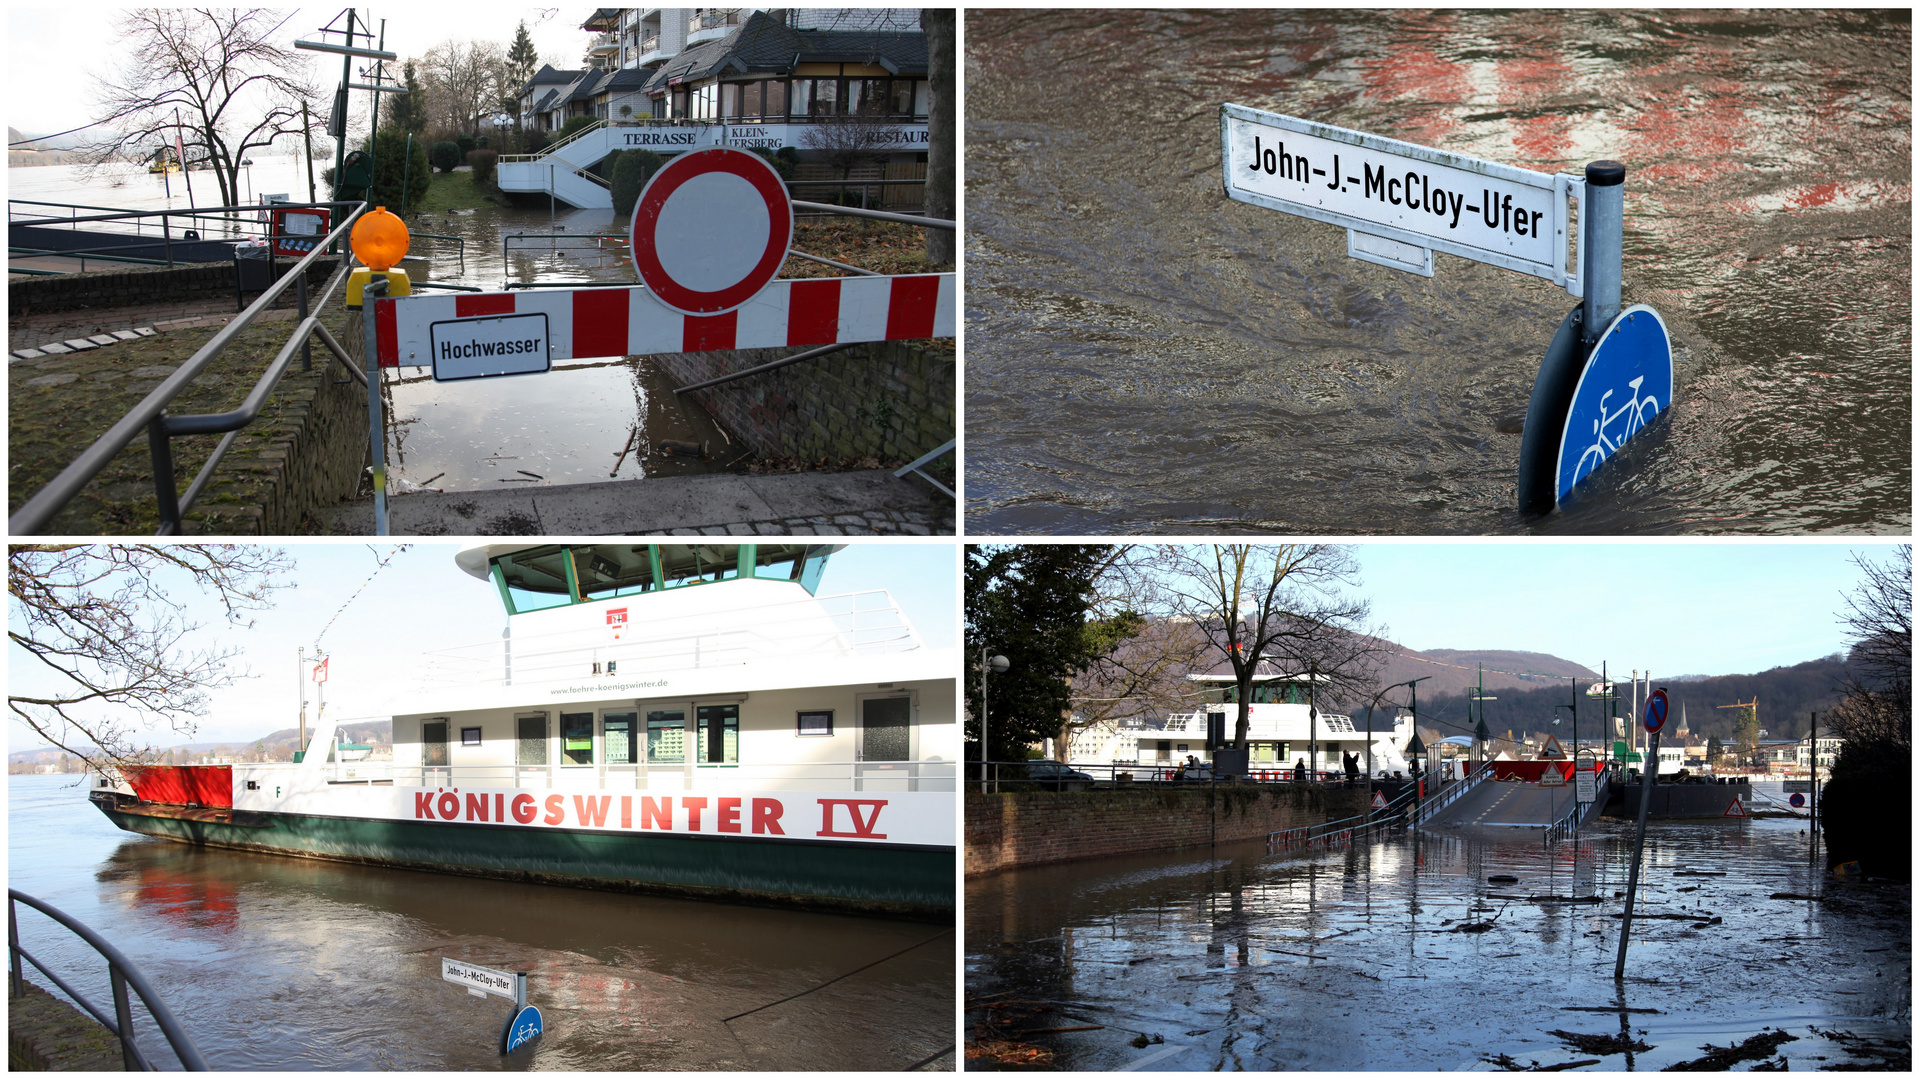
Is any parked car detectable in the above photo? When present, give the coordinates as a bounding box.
[1024,760,1095,791]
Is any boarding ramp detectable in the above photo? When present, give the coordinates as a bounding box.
[1417,767,1608,838]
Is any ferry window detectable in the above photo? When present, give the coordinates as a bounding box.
[697,704,739,763]
[753,543,810,583]
[604,713,637,765]
[647,710,686,763]
[423,721,449,767]
[493,548,573,613]
[561,712,594,766]
[461,727,482,747]
[658,545,741,589]
[798,546,830,593]
[797,710,833,736]
[517,714,549,766]
[570,546,655,599]
[861,696,910,762]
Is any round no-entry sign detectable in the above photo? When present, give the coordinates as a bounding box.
[630,147,793,315]
[1642,688,1669,734]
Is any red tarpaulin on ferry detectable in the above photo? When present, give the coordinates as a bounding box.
[1490,760,1605,783]
[123,765,233,807]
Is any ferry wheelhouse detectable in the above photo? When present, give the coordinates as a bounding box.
[1102,661,1413,779]
[92,544,956,916]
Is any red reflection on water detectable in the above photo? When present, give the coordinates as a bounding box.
[1497,53,1576,167]
[1360,13,1468,146]
[132,864,238,934]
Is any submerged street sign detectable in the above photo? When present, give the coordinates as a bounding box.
[442,958,517,1001]
[1221,103,1581,292]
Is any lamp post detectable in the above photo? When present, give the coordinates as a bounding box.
[1362,675,1429,788]
[1406,727,1428,819]
[978,647,1008,794]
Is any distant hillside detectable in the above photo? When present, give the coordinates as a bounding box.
[1376,648,1597,698]
[1421,655,1847,745]
[9,720,392,767]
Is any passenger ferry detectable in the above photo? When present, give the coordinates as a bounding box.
[91,544,956,916]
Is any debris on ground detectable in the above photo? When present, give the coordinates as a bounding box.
[1808,1026,1912,1071]
[1547,1029,1654,1054]
[745,454,888,474]
[1482,1052,1603,1071]
[1662,1029,1799,1070]
[965,1039,1054,1068]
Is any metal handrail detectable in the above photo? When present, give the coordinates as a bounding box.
[1545,766,1611,844]
[894,439,955,498]
[405,232,466,263]
[8,889,208,1070]
[1269,782,1418,851]
[9,202,371,536]
[791,200,953,229]
[1408,759,1493,827]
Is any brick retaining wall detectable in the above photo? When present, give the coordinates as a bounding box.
[653,339,953,464]
[11,258,341,317]
[9,980,126,1070]
[965,785,1373,876]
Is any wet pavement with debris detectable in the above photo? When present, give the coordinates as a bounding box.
[966,816,1908,1070]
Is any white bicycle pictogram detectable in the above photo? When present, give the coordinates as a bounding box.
[1571,375,1661,486]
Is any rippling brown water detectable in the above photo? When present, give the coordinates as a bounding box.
[8,776,953,1070]
[964,9,1911,534]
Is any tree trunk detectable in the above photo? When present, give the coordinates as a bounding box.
[921,8,955,263]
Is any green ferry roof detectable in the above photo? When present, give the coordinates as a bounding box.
[459,543,846,616]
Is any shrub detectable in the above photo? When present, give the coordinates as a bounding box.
[749,146,796,182]
[430,140,462,173]
[334,129,430,213]
[611,148,663,220]
[467,149,498,185]
[555,114,599,143]
[456,134,476,156]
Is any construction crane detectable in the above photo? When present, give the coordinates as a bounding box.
[1718,697,1759,768]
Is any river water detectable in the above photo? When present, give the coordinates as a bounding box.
[967,815,1909,1071]
[963,10,1911,534]
[10,157,730,491]
[8,775,954,1071]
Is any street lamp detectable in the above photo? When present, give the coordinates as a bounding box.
[978,647,1008,793]
[1406,727,1428,818]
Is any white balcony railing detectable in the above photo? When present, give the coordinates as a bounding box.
[236,758,957,793]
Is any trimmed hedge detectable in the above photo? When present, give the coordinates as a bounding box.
[430,140,462,173]
[611,148,663,220]
[466,149,498,185]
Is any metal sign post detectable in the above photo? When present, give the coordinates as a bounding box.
[441,959,542,1055]
[1220,103,1672,516]
[359,276,390,534]
[1614,687,1667,980]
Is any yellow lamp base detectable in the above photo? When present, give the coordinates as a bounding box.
[346,267,412,308]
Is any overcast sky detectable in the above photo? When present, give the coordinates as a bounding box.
[9,6,598,138]
[9,542,958,754]
[1351,541,1895,677]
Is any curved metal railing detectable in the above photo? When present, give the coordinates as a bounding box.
[7,889,208,1070]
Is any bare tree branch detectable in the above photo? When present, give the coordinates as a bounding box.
[8,545,294,778]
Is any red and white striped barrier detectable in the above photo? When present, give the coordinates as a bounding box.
[372,273,954,370]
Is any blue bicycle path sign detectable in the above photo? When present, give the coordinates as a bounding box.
[1642,688,1669,735]
[502,1004,544,1054]
[1555,306,1672,503]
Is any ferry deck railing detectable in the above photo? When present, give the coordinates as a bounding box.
[8,202,372,536]
[7,889,208,1071]
[8,198,352,270]
[1544,764,1611,845]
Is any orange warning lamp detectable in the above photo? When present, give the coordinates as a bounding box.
[346,206,412,307]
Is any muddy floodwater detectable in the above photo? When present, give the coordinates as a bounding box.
[963,9,1911,534]
[966,816,1909,1070]
[9,775,953,1071]
[10,158,734,492]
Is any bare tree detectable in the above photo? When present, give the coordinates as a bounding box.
[1127,545,1383,751]
[1065,613,1211,755]
[801,113,901,209]
[9,545,293,777]
[86,9,317,208]
[921,8,954,263]
[420,39,509,137]
[1831,544,1911,751]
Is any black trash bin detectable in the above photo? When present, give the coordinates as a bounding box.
[233,239,275,310]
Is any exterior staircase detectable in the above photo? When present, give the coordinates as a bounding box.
[496,120,717,210]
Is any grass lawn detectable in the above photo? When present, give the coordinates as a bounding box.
[407,170,508,215]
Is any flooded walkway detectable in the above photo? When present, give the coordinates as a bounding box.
[966,817,1908,1070]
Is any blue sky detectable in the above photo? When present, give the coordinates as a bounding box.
[1350,541,1897,676]
[8,542,956,752]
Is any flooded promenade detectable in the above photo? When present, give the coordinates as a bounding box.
[10,775,953,1070]
[967,815,1908,1070]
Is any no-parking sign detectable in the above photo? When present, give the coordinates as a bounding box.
[1642,688,1669,734]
